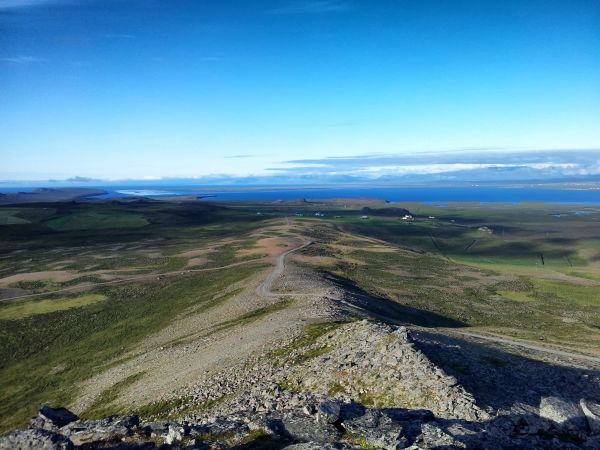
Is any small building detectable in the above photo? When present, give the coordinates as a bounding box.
[401,214,414,221]
[478,226,493,234]
[361,215,369,219]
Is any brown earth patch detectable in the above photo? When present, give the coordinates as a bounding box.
[185,257,210,268]
[291,254,338,267]
[238,237,293,259]
[177,248,215,258]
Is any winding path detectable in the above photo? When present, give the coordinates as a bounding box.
[257,240,312,297]
[452,330,600,365]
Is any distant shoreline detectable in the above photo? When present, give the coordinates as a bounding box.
[3,185,600,205]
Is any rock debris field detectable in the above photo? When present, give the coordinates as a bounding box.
[3,320,600,449]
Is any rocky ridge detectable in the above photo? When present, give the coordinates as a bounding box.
[3,320,600,449]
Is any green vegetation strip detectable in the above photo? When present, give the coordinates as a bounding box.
[0,294,107,320]
[47,211,149,231]
[209,299,294,334]
[83,372,146,419]
[269,321,347,366]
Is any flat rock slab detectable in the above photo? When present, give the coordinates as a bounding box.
[539,396,588,433]
[38,406,78,428]
[282,415,342,443]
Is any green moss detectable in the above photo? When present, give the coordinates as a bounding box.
[343,432,382,449]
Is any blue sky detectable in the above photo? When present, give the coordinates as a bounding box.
[1,0,599,183]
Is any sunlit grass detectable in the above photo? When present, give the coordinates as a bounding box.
[0,294,107,320]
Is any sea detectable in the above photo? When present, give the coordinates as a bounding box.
[23,186,600,203]
[3,185,600,204]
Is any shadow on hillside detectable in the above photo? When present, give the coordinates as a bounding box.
[410,329,600,414]
[322,272,466,328]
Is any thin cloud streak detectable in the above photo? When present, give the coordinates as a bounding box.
[0,55,44,64]
[102,33,135,39]
[0,0,64,9]
[271,149,600,180]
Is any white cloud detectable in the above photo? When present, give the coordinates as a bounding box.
[355,163,580,177]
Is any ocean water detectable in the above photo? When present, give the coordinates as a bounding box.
[2,185,600,203]
[87,186,600,204]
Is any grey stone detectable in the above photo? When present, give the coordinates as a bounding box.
[342,410,405,450]
[581,399,600,435]
[62,416,134,446]
[317,401,341,424]
[303,404,316,416]
[539,396,588,432]
[166,424,185,445]
[416,422,464,449]
[283,415,342,443]
[0,429,73,450]
[393,326,410,344]
[142,421,169,438]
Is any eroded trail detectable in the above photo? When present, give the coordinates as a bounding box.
[257,240,312,297]
[72,223,336,414]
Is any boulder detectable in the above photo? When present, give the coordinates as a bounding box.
[393,327,411,344]
[62,416,137,446]
[282,415,342,443]
[316,402,341,424]
[141,421,169,438]
[165,424,186,445]
[37,406,78,429]
[539,396,588,433]
[416,422,464,449]
[0,429,73,450]
[580,399,600,435]
[342,409,405,450]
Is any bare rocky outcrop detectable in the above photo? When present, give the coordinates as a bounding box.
[3,321,600,449]
[275,321,487,422]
